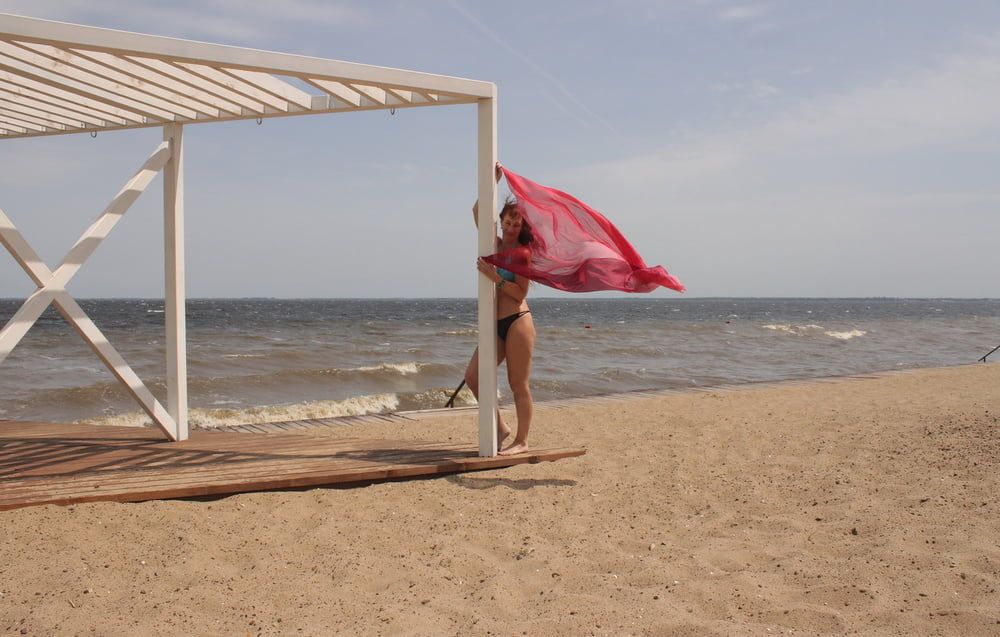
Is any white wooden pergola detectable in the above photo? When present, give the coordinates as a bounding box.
[0,14,503,456]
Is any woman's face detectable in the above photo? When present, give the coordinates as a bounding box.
[501,209,523,240]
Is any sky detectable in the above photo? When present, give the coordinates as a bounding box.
[0,0,998,299]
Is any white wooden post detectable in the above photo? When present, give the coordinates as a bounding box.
[476,94,498,457]
[163,123,188,441]
[0,143,180,441]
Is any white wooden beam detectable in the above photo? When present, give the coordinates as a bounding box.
[348,83,387,106]
[163,124,188,441]
[304,78,361,108]
[14,41,221,118]
[0,13,495,99]
[223,68,313,110]
[0,140,180,440]
[0,86,107,126]
[0,99,73,129]
[477,94,498,457]
[0,70,139,123]
[384,87,413,103]
[0,41,183,121]
[0,91,478,140]
[176,62,291,112]
[0,113,46,132]
[0,143,169,358]
[51,291,178,439]
[412,90,439,103]
[0,285,54,363]
[72,48,240,116]
[125,56,252,115]
[51,142,171,289]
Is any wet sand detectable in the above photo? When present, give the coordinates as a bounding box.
[2,363,998,636]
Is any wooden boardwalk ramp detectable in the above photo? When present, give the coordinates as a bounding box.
[0,420,584,511]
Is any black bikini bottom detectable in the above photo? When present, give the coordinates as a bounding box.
[497,311,530,341]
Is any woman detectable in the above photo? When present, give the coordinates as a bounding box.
[464,163,535,456]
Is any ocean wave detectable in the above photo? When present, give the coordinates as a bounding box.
[81,385,483,429]
[352,362,421,375]
[14,361,448,410]
[85,392,403,429]
[761,324,825,335]
[825,329,867,340]
[441,328,478,336]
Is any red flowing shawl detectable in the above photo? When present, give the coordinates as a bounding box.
[483,168,685,293]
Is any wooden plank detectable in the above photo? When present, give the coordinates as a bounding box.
[0,447,585,507]
[0,448,584,508]
[18,41,220,118]
[0,421,584,510]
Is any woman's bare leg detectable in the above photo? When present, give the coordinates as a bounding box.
[463,344,512,445]
[499,315,535,455]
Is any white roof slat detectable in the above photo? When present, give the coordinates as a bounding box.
[223,68,312,110]
[304,78,361,108]
[126,56,263,115]
[348,84,388,106]
[0,70,139,124]
[384,87,413,104]
[0,77,115,126]
[0,52,169,123]
[0,113,47,132]
[0,13,495,139]
[412,90,439,103]
[0,40,192,121]
[2,103,66,129]
[176,62,293,113]
[0,84,102,125]
[0,95,80,130]
[74,49,243,116]
[0,13,493,99]
[14,41,223,119]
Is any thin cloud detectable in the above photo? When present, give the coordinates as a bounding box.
[577,39,1000,189]
[717,4,770,22]
[447,0,617,134]
[710,80,783,100]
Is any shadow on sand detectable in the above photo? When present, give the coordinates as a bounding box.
[444,473,576,491]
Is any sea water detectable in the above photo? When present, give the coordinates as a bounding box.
[0,298,996,427]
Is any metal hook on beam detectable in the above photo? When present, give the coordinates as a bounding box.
[256,117,263,125]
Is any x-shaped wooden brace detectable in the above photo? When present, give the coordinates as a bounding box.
[0,140,178,439]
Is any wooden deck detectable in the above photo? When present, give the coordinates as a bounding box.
[0,420,584,511]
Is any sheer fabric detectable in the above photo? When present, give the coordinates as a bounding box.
[484,168,685,293]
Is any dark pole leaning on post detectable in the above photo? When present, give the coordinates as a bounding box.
[445,379,467,408]
[979,344,1000,363]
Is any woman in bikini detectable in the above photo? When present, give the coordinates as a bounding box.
[464,163,535,456]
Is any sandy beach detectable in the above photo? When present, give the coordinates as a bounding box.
[1,363,997,636]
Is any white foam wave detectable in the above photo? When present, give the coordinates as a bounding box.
[825,329,867,340]
[83,392,402,429]
[222,353,266,358]
[354,362,421,375]
[761,324,826,335]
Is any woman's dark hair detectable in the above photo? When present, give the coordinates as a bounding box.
[500,196,534,246]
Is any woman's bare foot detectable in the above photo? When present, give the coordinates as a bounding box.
[498,440,529,456]
[497,422,512,447]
